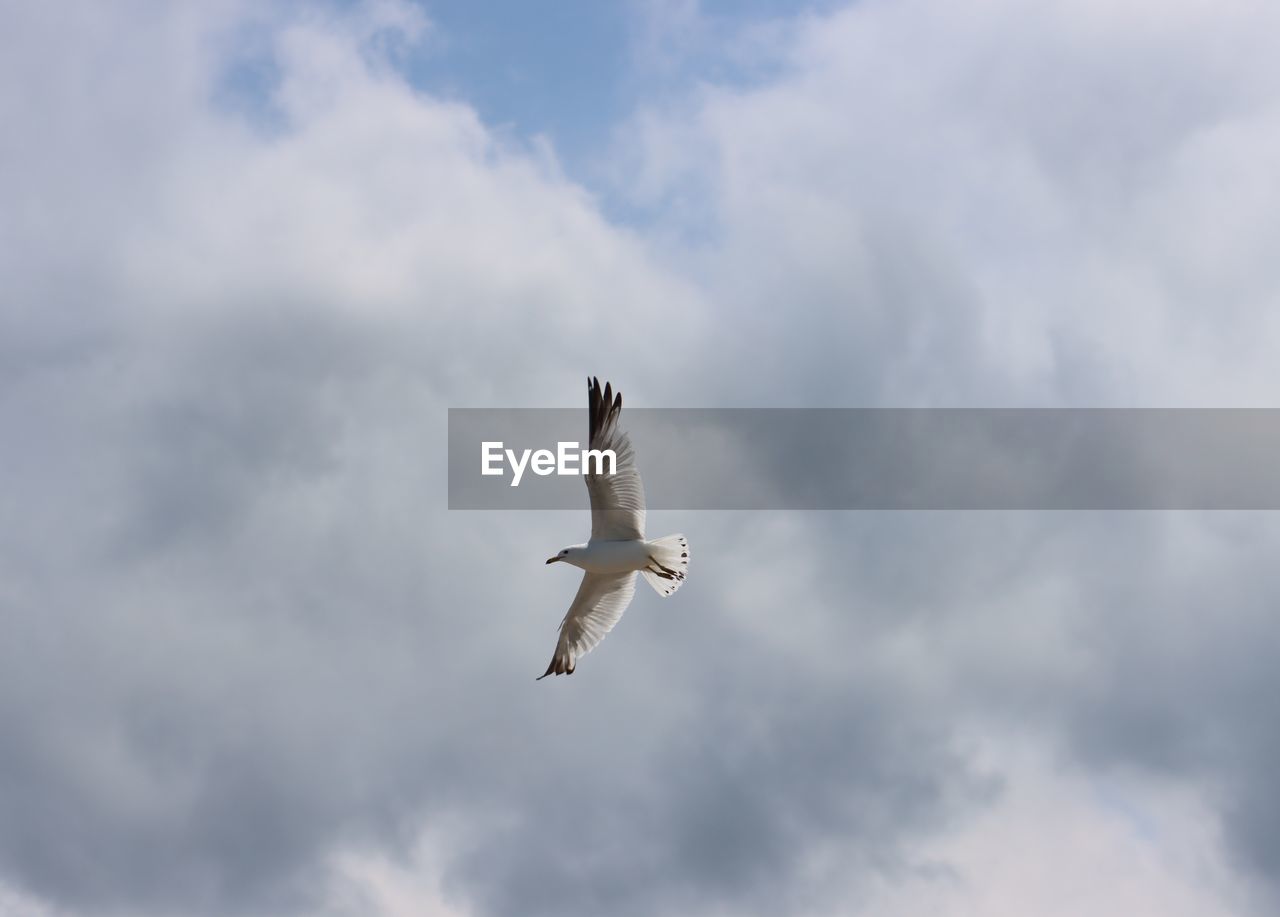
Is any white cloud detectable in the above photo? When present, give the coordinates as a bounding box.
[614,0,1280,405]
[323,829,471,917]
[862,741,1249,917]
[4,1,1280,915]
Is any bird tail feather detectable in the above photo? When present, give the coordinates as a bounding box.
[641,534,689,597]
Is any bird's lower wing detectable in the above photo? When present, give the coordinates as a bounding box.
[537,571,638,679]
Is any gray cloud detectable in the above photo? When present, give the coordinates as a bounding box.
[4,1,1280,916]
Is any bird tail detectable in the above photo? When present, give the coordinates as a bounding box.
[641,534,689,597]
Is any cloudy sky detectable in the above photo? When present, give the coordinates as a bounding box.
[4,0,1280,914]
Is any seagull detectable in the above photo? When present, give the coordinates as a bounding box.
[538,378,689,679]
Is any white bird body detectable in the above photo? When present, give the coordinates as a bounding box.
[554,539,654,575]
[538,378,689,679]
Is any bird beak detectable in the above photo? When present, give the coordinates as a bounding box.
[546,556,560,564]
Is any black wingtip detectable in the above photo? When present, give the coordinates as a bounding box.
[588,377,600,444]
[587,377,624,449]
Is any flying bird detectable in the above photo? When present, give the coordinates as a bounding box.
[538,378,688,679]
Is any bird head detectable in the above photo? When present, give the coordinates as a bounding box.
[546,544,584,565]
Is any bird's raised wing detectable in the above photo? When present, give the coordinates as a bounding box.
[537,571,638,679]
[585,377,646,541]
